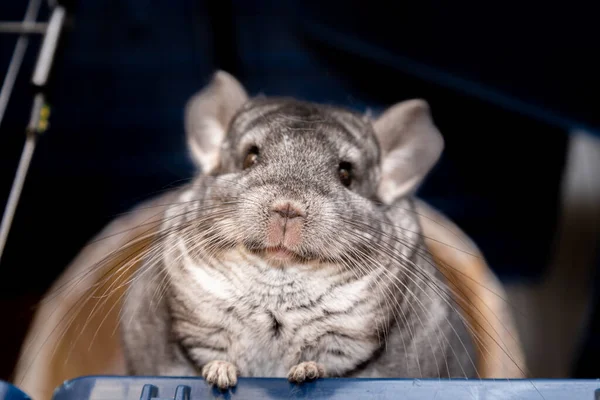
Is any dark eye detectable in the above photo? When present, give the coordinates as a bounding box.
[338,161,353,187]
[243,146,259,169]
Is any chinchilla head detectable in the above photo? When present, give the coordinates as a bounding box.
[181,70,444,267]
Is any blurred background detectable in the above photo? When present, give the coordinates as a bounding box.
[1,0,599,383]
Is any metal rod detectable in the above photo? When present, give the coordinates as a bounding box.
[0,22,48,34]
[0,94,44,264]
[32,6,66,87]
[0,0,43,131]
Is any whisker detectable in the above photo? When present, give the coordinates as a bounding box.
[337,216,527,378]
[341,214,528,373]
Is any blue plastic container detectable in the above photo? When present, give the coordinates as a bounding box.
[0,381,30,400]
[38,376,600,400]
[3,376,600,399]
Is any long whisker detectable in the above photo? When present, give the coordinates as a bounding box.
[329,220,464,378]
[17,195,242,381]
[341,214,526,369]
[337,216,526,378]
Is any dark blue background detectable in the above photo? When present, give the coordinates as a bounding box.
[0,0,597,380]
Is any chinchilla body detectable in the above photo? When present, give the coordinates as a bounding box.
[121,72,476,388]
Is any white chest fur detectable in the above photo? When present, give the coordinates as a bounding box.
[166,242,382,377]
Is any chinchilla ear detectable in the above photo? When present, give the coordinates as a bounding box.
[184,70,249,174]
[373,99,444,204]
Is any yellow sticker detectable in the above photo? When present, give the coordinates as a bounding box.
[38,104,51,133]
[40,105,51,119]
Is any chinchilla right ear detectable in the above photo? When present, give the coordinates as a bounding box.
[184,70,249,174]
[373,99,444,204]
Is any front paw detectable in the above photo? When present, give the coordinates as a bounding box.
[287,361,326,383]
[202,360,239,389]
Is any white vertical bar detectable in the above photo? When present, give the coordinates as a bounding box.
[0,93,44,263]
[0,0,43,130]
[32,6,66,87]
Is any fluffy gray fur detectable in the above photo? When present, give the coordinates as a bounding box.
[120,71,476,389]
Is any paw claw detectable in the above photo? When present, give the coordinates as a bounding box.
[287,361,326,383]
[202,360,238,389]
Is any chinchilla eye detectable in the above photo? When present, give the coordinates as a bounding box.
[338,161,353,187]
[243,146,259,169]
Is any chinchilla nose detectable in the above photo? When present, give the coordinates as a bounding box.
[271,202,305,219]
[266,201,306,248]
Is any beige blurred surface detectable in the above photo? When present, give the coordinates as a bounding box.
[12,191,526,400]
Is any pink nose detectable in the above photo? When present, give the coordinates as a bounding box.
[267,202,306,248]
[271,203,305,219]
